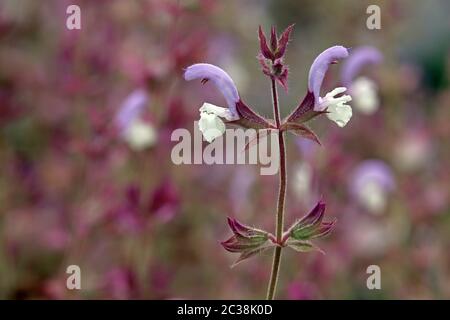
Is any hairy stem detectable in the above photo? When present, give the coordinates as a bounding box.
[266,78,287,300]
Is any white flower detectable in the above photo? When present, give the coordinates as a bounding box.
[123,119,157,151]
[317,87,353,127]
[198,103,231,143]
[351,77,379,115]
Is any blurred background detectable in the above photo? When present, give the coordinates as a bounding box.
[0,0,449,299]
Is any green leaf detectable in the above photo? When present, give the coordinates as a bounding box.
[287,240,324,254]
[280,122,321,145]
[291,224,318,240]
[231,244,274,268]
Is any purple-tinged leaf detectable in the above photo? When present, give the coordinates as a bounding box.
[289,201,326,240]
[227,217,247,238]
[283,199,336,252]
[311,219,337,239]
[227,217,264,238]
[277,67,289,92]
[257,53,272,77]
[243,129,273,151]
[297,109,328,124]
[281,122,321,145]
[222,217,273,267]
[285,91,315,123]
[232,100,274,130]
[221,235,266,252]
[298,200,326,226]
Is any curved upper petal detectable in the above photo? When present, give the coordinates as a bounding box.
[184,63,239,119]
[341,46,383,87]
[308,46,349,104]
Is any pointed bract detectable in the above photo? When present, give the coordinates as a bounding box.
[285,91,315,123]
[258,26,274,60]
[277,67,289,92]
[270,26,278,52]
[299,200,326,226]
[274,24,294,59]
[233,100,274,130]
[311,219,337,239]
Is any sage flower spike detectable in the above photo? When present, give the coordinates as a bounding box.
[184,63,239,120]
[308,46,353,127]
[184,63,241,142]
[184,63,272,142]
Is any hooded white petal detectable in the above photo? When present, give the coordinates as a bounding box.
[198,103,228,143]
[326,102,352,127]
[317,87,353,127]
[198,113,226,143]
[199,102,235,121]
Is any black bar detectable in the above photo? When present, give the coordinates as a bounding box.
[0,300,447,319]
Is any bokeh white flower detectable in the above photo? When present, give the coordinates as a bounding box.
[350,77,379,114]
[115,89,157,151]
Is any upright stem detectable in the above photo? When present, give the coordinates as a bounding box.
[266,78,287,300]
